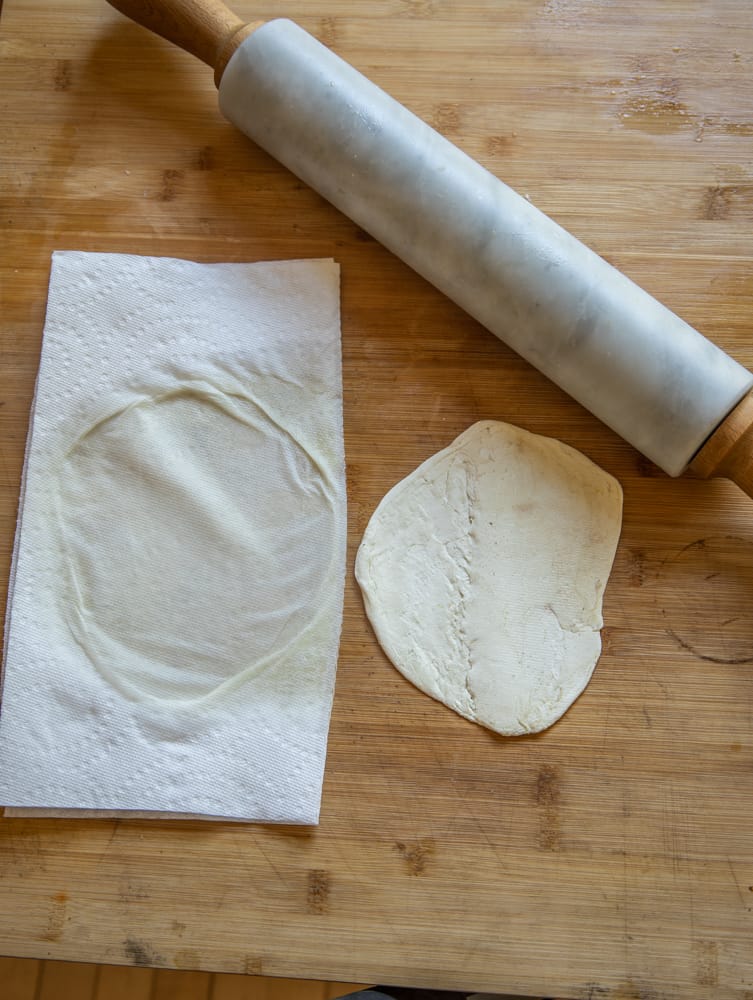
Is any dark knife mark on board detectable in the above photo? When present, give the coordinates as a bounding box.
[53,60,73,92]
[158,169,184,202]
[196,146,214,171]
[40,891,68,942]
[394,838,435,875]
[307,869,330,913]
[693,940,719,987]
[124,938,165,966]
[536,763,561,851]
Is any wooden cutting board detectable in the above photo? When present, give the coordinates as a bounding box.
[1,1,753,998]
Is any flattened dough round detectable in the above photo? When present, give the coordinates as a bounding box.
[355,421,623,735]
[56,382,339,704]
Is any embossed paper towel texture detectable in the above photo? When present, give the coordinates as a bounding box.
[0,251,346,823]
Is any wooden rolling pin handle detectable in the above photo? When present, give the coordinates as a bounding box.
[690,390,753,499]
[105,0,263,86]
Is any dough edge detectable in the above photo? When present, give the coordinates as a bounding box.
[355,419,623,736]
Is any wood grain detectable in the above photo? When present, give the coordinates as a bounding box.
[2,1,753,999]
[0,960,365,1000]
[0,957,42,1000]
[692,390,753,499]
[104,0,263,85]
[37,960,100,999]
[152,968,213,1000]
[95,963,155,1000]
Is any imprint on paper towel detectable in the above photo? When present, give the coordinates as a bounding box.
[355,420,623,736]
[55,379,339,703]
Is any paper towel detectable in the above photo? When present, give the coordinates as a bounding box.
[0,251,346,824]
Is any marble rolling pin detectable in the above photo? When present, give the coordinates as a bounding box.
[107,0,753,496]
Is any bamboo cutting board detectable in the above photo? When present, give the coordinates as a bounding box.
[1,1,753,998]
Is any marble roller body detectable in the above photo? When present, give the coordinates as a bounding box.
[218,18,753,476]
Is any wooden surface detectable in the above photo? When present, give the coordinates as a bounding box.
[2,1,753,998]
[692,389,753,500]
[0,956,364,1000]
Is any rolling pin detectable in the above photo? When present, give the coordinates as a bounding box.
[107,0,753,496]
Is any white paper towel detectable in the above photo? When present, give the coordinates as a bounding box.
[0,251,346,824]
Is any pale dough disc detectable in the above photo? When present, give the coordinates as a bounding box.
[355,420,623,735]
[56,380,340,704]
